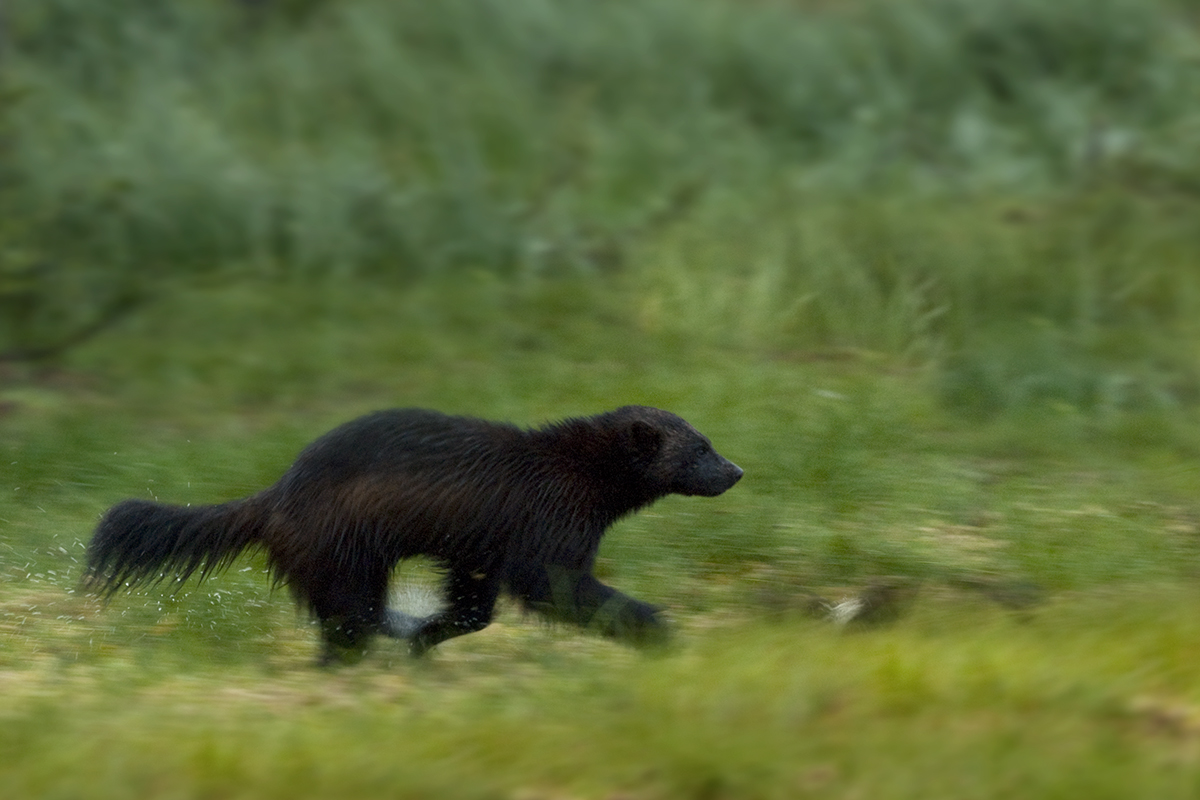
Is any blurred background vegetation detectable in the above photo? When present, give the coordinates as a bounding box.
[3,0,1200,397]
[6,1,1200,797]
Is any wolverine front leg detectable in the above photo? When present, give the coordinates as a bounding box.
[524,567,669,647]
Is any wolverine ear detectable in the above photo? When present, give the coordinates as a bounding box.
[627,420,663,459]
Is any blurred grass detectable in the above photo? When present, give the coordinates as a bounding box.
[6,0,1200,409]
[6,591,1200,799]
[5,277,1200,796]
[6,0,1200,277]
[5,0,1200,797]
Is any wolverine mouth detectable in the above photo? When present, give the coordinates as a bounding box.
[684,462,744,496]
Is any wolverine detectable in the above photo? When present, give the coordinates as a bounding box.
[84,406,743,662]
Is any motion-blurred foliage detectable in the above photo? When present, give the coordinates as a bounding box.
[6,0,1199,272]
[4,0,1200,410]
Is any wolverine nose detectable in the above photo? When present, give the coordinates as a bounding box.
[729,463,744,483]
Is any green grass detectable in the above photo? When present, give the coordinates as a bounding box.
[6,280,1200,797]
[7,0,1200,402]
[6,590,1200,798]
[7,0,1200,279]
[5,0,1200,796]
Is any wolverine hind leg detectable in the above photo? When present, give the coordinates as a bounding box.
[302,568,393,665]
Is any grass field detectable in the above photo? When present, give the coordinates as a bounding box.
[5,0,1200,797]
[6,281,1200,799]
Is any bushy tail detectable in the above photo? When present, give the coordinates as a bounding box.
[83,498,266,597]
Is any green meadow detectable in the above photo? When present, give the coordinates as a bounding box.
[5,0,1200,797]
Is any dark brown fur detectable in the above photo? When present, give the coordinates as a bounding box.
[84,406,743,661]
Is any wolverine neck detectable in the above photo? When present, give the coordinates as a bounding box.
[526,419,664,518]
